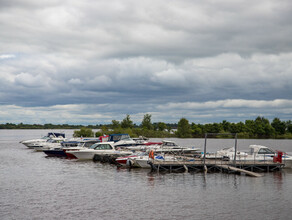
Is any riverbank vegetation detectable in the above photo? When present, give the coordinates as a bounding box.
[1,115,292,139]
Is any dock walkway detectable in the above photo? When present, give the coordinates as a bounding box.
[149,159,283,175]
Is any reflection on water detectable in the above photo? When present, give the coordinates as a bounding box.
[1,130,292,220]
[202,173,207,189]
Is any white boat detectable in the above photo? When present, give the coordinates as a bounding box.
[125,140,200,154]
[109,134,161,149]
[246,145,292,168]
[154,140,200,154]
[114,138,137,148]
[129,154,178,168]
[20,132,65,148]
[121,149,180,168]
[124,143,161,151]
[43,139,101,158]
[33,137,66,152]
[68,142,132,160]
[205,145,292,168]
[204,147,248,160]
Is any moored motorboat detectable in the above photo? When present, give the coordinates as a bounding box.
[20,132,65,148]
[155,140,200,154]
[117,149,180,168]
[204,145,292,168]
[128,154,178,168]
[33,137,66,152]
[116,152,147,166]
[125,140,199,154]
[245,145,292,168]
[68,142,132,160]
[109,134,162,149]
[64,139,101,159]
[44,139,101,158]
[204,147,248,160]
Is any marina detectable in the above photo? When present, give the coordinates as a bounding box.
[2,1,291,219]
[1,129,291,220]
[18,131,291,175]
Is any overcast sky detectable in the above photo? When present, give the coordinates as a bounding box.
[0,0,292,125]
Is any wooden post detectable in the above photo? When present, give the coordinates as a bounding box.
[233,133,237,165]
[203,133,207,169]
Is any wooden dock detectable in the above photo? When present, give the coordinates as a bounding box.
[149,159,284,176]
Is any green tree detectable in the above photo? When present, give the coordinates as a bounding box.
[73,127,94,137]
[271,118,286,135]
[221,120,231,132]
[287,120,292,133]
[237,122,246,133]
[157,122,167,131]
[254,116,275,138]
[191,123,203,137]
[245,120,255,137]
[111,120,120,129]
[101,125,109,134]
[95,131,103,137]
[176,118,192,138]
[141,114,153,130]
[229,123,244,133]
[121,114,134,129]
[204,123,222,133]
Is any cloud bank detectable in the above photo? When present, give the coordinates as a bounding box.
[0,0,291,124]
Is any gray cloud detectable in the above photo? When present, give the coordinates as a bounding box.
[0,0,291,124]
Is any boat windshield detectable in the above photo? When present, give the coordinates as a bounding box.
[90,143,99,149]
[94,144,113,150]
[163,142,177,147]
[258,148,275,154]
[83,141,100,148]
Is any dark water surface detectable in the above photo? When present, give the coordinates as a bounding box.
[1,130,292,220]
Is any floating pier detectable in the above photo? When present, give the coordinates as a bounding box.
[148,159,284,176]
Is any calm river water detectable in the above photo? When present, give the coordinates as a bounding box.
[1,130,292,220]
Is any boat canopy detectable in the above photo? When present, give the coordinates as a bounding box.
[108,134,130,142]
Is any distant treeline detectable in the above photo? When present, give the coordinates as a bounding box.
[1,115,292,139]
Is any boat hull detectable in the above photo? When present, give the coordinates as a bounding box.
[133,158,151,168]
[69,151,95,160]
[43,150,67,157]
[116,155,138,166]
